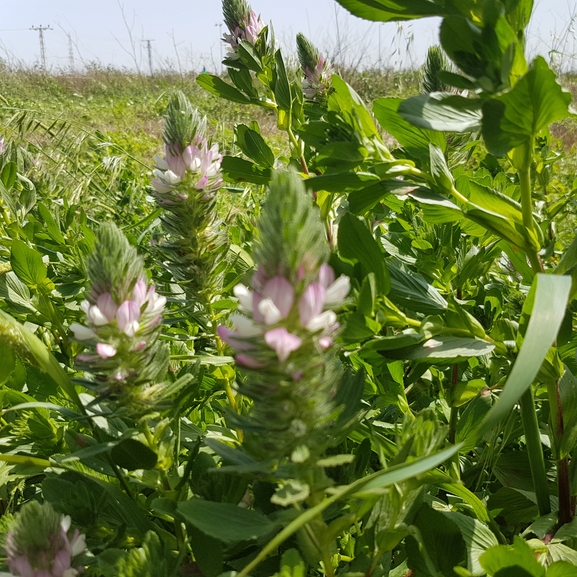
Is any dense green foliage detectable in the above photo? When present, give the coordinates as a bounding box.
[2,0,577,575]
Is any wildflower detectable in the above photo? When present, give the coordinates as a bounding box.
[296,33,333,100]
[218,170,352,463]
[222,0,265,58]
[150,91,228,305]
[72,223,169,410]
[6,501,86,577]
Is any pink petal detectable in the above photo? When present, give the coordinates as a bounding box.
[217,326,253,351]
[264,328,302,362]
[318,336,333,350]
[236,354,266,369]
[96,293,117,322]
[262,276,294,319]
[132,279,147,306]
[325,276,350,305]
[299,283,326,327]
[318,263,335,288]
[53,550,73,577]
[116,300,141,337]
[96,343,117,359]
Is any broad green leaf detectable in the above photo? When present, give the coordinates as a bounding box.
[443,511,499,576]
[482,57,572,156]
[361,331,425,352]
[222,156,272,185]
[399,93,483,132]
[348,180,420,215]
[0,310,82,408]
[373,97,446,155]
[480,537,545,577]
[548,562,577,577]
[197,74,251,105]
[315,142,368,168]
[237,40,263,73]
[388,262,448,314]
[38,203,65,245]
[189,525,224,577]
[456,392,492,450]
[278,549,306,577]
[407,189,464,224]
[388,336,494,362]
[177,498,276,542]
[334,0,454,22]
[559,368,577,458]
[306,171,380,193]
[0,346,15,386]
[1,161,17,189]
[338,213,389,294]
[478,274,571,437]
[274,49,292,107]
[10,239,47,287]
[235,124,275,168]
[111,438,158,471]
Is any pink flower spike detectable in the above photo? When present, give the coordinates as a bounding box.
[263,276,294,319]
[96,343,117,359]
[318,263,335,288]
[97,293,117,322]
[52,549,73,576]
[116,300,141,337]
[264,328,302,362]
[299,283,326,327]
[195,175,209,190]
[236,354,265,369]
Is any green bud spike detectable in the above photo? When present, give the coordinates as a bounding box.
[296,33,319,74]
[255,169,328,283]
[163,91,207,154]
[222,0,251,33]
[421,45,451,94]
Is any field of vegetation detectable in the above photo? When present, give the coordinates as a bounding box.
[3,0,577,575]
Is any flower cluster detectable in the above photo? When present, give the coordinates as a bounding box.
[152,139,223,199]
[297,33,333,101]
[150,91,228,304]
[222,0,264,58]
[6,502,86,577]
[217,170,352,463]
[71,222,169,409]
[219,263,349,370]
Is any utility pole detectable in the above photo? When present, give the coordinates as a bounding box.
[142,39,154,75]
[66,33,75,71]
[30,25,52,70]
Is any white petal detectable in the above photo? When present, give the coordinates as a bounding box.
[233,284,253,311]
[231,314,261,337]
[154,155,169,170]
[80,300,90,314]
[325,276,350,305]
[88,305,109,326]
[70,323,95,341]
[306,310,337,332]
[258,298,282,325]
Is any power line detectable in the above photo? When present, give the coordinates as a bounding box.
[30,25,52,70]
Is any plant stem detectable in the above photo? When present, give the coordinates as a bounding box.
[520,388,550,515]
[287,126,309,176]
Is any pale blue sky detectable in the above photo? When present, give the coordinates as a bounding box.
[0,0,575,72]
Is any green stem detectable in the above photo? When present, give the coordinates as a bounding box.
[520,388,551,515]
[287,126,309,176]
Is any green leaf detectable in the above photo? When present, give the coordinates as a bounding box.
[0,346,16,386]
[315,142,367,168]
[407,188,464,224]
[38,203,65,245]
[338,212,389,294]
[361,331,424,352]
[235,124,275,168]
[373,97,446,155]
[388,261,448,315]
[176,498,276,542]
[10,239,47,287]
[273,49,292,112]
[480,537,545,577]
[222,156,272,185]
[547,561,577,577]
[189,525,224,577]
[306,172,380,193]
[334,0,453,22]
[398,93,483,132]
[110,438,158,471]
[482,57,572,156]
[1,161,17,189]
[559,368,577,458]
[478,274,571,437]
[388,336,494,362]
[443,511,499,576]
[278,549,306,577]
[197,74,251,105]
